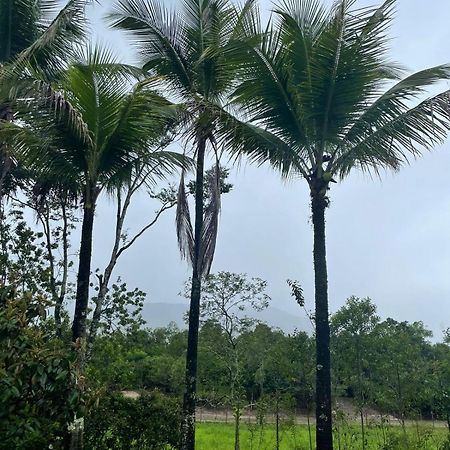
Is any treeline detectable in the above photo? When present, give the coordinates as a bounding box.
[88,295,450,426]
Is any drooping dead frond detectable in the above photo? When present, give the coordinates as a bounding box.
[198,160,221,277]
[176,170,195,265]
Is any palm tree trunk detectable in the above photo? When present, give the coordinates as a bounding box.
[181,135,206,450]
[72,185,96,344]
[311,191,333,450]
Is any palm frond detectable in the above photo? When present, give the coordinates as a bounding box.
[7,0,88,79]
[108,0,192,95]
[214,105,307,178]
[176,170,195,265]
[7,45,181,196]
[232,24,309,154]
[198,159,220,277]
[335,89,450,177]
[343,65,450,146]
[0,0,40,63]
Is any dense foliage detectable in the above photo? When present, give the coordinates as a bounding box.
[85,391,181,450]
[87,296,450,426]
[0,288,82,450]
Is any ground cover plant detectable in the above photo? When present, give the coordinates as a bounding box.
[196,422,450,450]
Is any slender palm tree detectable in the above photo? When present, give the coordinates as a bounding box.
[108,1,258,447]
[4,47,186,345]
[215,1,450,448]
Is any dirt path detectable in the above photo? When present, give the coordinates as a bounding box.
[196,400,448,428]
[121,392,448,428]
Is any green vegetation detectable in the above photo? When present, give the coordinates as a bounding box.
[0,290,82,449]
[195,422,450,450]
[1,0,450,449]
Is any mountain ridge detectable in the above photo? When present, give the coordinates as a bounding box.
[141,302,311,334]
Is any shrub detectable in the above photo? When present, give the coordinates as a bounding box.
[0,289,82,450]
[84,391,181,449]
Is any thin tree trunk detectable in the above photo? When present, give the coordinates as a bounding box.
[72,186,96,344]
[180,135,206,450]
[311,191,333,450]
[55,201,69,336]
[40,207,61,328]
[275,396,280,450]
[234,405,241,450]
[356,338,366,450]
[0,109,13,286]
[86,191,124,357]
[307,409,313,450]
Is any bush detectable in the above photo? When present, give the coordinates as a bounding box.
[84,391,181,449]
[0,289,82,450]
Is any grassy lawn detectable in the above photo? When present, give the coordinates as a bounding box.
[196,422,449,450]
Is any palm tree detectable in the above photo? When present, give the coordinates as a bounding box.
[108,1,258,447]
[0,0,87,212]
[4,47,185,345]
[216,1,450,448]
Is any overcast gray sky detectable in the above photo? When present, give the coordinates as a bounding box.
[85,0,450,339]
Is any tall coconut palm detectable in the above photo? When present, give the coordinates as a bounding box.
[215,1,450,448]
[108,1,259,447]
[4,47,186,344]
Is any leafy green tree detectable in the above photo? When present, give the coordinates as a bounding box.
[0,288,82,450]
[218,1,450,447]
[192,271,270,450]
[6,48,184,345]
[371,319,433,427]
[430,342,450,428]
[0,207,49,294]
[331,296,380,449]
[108,1,259,445]
[87,324,187,392]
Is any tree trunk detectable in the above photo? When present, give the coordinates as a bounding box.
[307,409,313,450]
[71,186,97,344]
[275,397,280,450]
[180,136,206,450]
[311,191,333,450]
[55,201,69,337]
[356,337,366,450]
[234,405,241,450]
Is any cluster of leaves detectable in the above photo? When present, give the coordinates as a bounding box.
[331,297,450,424]
[87,325,186,392]
[0,288,82,450]
[92,278,146,335]
[0,207,51,296]
[84,391,181,450]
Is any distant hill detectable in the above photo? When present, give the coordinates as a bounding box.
[141,302,311,334]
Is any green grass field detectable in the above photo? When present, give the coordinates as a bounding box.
[196,422,450,450]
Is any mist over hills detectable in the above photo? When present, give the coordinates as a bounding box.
[141,302,311,334]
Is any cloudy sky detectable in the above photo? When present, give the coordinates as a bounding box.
[85,0,450,339]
